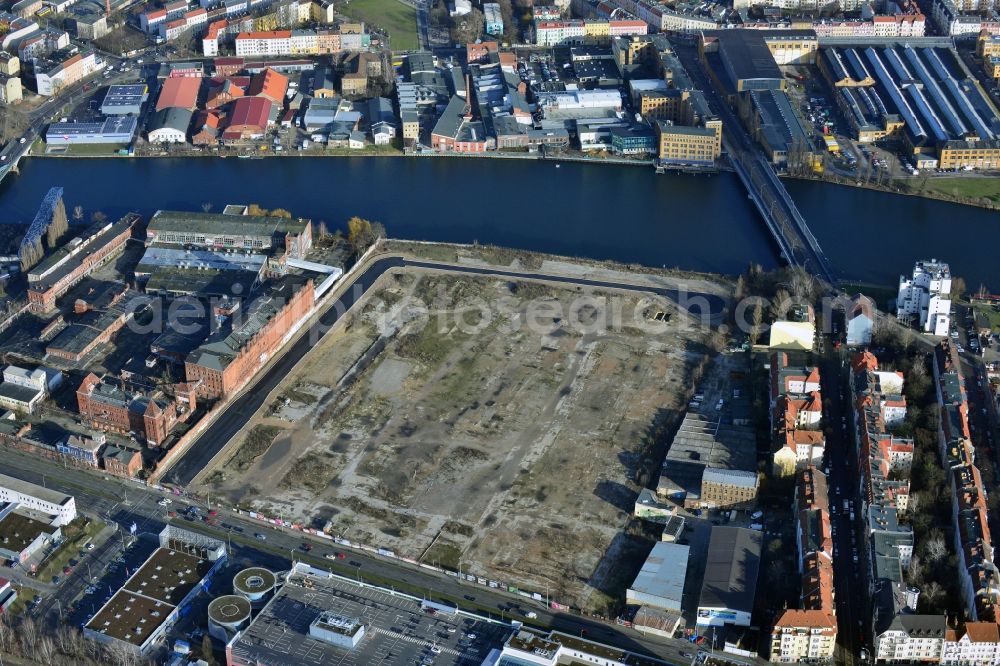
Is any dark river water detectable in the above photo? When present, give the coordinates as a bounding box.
[0,156,995,289]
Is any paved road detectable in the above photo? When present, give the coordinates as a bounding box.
[0,449,732,665]
[818,344,869,666]
[164,254,727,485]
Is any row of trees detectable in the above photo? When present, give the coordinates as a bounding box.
[16,200,104,272]
[0,613,154,666]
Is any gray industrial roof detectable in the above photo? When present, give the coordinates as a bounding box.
[148,210,309,238]
[431,95,467,140]
[709,29,783,84]
[702,468,758,489]
[47,116,138,139]
[102,84,148,112]
[628,542,689,609]
[697,527,762,613]
[228,564,512,666]
[0,383,41,404]
[0,472,73,507]
[748,89,811,154]
[148,107,193,135]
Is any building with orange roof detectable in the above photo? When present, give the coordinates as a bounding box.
[941,621,1000,664]
[771,609,837,662]
[771,466,837,662]
[466,40,498,64]
[247,67,287,104]
[202,19,228,57]
[769,352,821,405]
[846,293,875,346]
[192,110,222,145]
[155,75,201,111]
[206,77,245,108]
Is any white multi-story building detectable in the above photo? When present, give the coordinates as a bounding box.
[235,29,292,55]
[941,622,1000,665]
[875,615,946,663]
[897,259,952,336]
[33,47,103,96]
[484,2,503,35]
[0,473,77,526]
[0,13,39,51]
[658,7,717,31]
[771,611,838,663]
[535,20,586,45]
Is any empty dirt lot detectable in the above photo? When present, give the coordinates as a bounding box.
[200,262,723,610]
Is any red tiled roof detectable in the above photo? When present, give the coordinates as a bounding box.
[226,96,271,131]
[773,608,836,631]
[963,621,1000,643]
[248,67,288,103]
[156,76,201,111]
[236,30,291,39]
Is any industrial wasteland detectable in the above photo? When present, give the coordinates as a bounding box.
[2,0,1000,659]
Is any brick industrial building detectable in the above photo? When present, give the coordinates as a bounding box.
[145,208,312,260]
[27,213,140,313]
[77,373,197,446]
[185,277,315,398]
[45,288,146,364]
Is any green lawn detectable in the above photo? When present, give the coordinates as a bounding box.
[35,518,104,584]
[919,177,1000,204]
[973,303,1000,333]
[340,0,418,51]
[45,142,129,156]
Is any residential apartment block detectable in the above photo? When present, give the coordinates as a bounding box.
[33,46,103,96]
[876,615,947,663]
[898,259,952,336]
[934,341,1000,620]
[231,25,369,57]
[534,19,646,46]
[941,622,1000,665]
[771,467,837,663]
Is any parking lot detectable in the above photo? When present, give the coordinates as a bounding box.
[229,566,513,666]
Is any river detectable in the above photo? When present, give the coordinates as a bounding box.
[0,156,995,289]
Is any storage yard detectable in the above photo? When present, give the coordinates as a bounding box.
[198,265,723,610]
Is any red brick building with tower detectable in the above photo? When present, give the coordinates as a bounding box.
[76,374,193,446]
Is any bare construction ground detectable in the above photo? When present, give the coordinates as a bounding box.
[200,263,722,610]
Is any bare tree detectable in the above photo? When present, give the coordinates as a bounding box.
[91,211,108,224]
[788,266,817,304]
[37,635,56,664]
[771,287,792,321]
[749,301,763,347]
[72,204,84,223]
[924,533,948,564]
[201,202,214,213]
[47,195,69,248]
[20,616,38,658]
[0,613,15,654]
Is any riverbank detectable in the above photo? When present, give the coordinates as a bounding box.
[786,171,1000,212]
[27,147,656,168]
[30,144,1000,209]
[2,156,996,289]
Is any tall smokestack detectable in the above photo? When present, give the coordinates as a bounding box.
[105,0,110,16]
